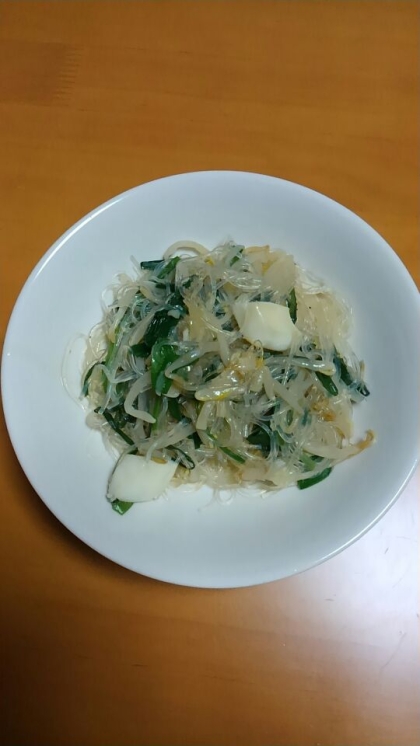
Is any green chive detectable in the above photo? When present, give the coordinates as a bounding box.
[111,499,133,515]
[167,397,183,421]
[151,397,162,432]
[301,409,311,427]
[81,363,97,397]
[335,353,370,397]
[169,446,195,470]
[95,408,135,447]
[189,431,202,449]
[158,256,180,279]
[131,342,149,358]
[140,260,162,271]
[299,452,324,472]
[219,446,246,464]
[287,288,297,323]
[247,427,284,455]
[142,311,181,349]
[230,246,244,266]
[356,381,370,397]
[206,430,246,463]
[150,342,179,396]
[316,372,339,397]
[297,467,332,490]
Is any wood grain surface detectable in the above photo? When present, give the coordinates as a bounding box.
[0,2,418,745]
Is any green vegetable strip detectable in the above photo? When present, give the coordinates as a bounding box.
[301,409,311,427]
[297,467,333,490]
[334,353,370,397]
[247,428,271,450]
[206,431,246,463]
[151,343,180,396]
[100,321,131,397]
[95,408,135,447]
[315,372,339,397]
[82,363,97,397]
[111,405,132,430]
[335,353,370,397]
[299,452,324,471]
[151,397,162,432]
[219,446,246,464]
[167,288,186,312]
[169,445,195,469]
[356,382,370,397]
[111,499,133,515]
[287,288,297,323]
[334,354,351,386]
[167,397,183,421]
[247,427,284,454]
[158,256,180,279]
[131,342,149,358]
[299,452,316,471]
[142,311,181,349]
[140,260,162,271]
[189,431,202,449]
[230,246,244,266]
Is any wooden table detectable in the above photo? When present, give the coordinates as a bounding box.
[0,2,418,745]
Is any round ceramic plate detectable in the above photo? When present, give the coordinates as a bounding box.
[2,172,419,587]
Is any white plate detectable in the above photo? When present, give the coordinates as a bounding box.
[2,172,419,588]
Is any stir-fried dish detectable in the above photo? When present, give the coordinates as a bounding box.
[82,240,373,514]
